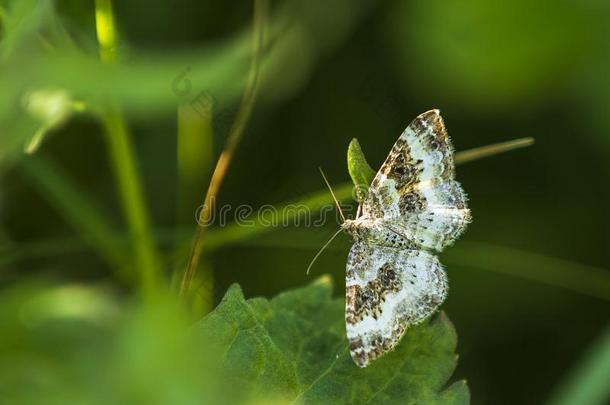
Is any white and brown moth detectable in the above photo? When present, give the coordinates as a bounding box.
[341,109,471,367]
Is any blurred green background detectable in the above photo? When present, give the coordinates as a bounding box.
[1,0,610,404]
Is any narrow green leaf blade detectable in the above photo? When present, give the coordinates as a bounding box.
[17,154,129,273]
[547,325,610,405]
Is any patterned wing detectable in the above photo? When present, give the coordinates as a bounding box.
[361,110,471,251]
[380,178,471,251]
[345,242,448,368]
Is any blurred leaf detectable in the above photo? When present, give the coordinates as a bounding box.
[0,0,377,118]
[0,282,212,404]
[18,284,120,328]
[22,88,76,153]
[17,154,130,277]
[109,296,211,404]
[0,0,380,166]
[547,324,610,405]
[195,277,469,404]
[0,0,46,61]
[347,138,375,203]
[0,281,120,403]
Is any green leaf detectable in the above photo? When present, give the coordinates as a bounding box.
[347,138,375,203]
[196,277,469,404]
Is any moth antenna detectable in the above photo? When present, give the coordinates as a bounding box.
[306,227,344,275]
[318,167,346,223]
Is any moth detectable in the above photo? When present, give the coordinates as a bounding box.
[341,109,471,367]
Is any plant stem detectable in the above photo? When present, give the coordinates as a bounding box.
[177,104,214,227]
[94,0,162,298]
[444,241,610,301]
[180,0,268,298]
[176,102,214,307]
[100,107,162,296]
[454,137,534,165]
[94,0,118,63]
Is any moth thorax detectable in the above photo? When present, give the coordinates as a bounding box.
[342,219,369,240]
